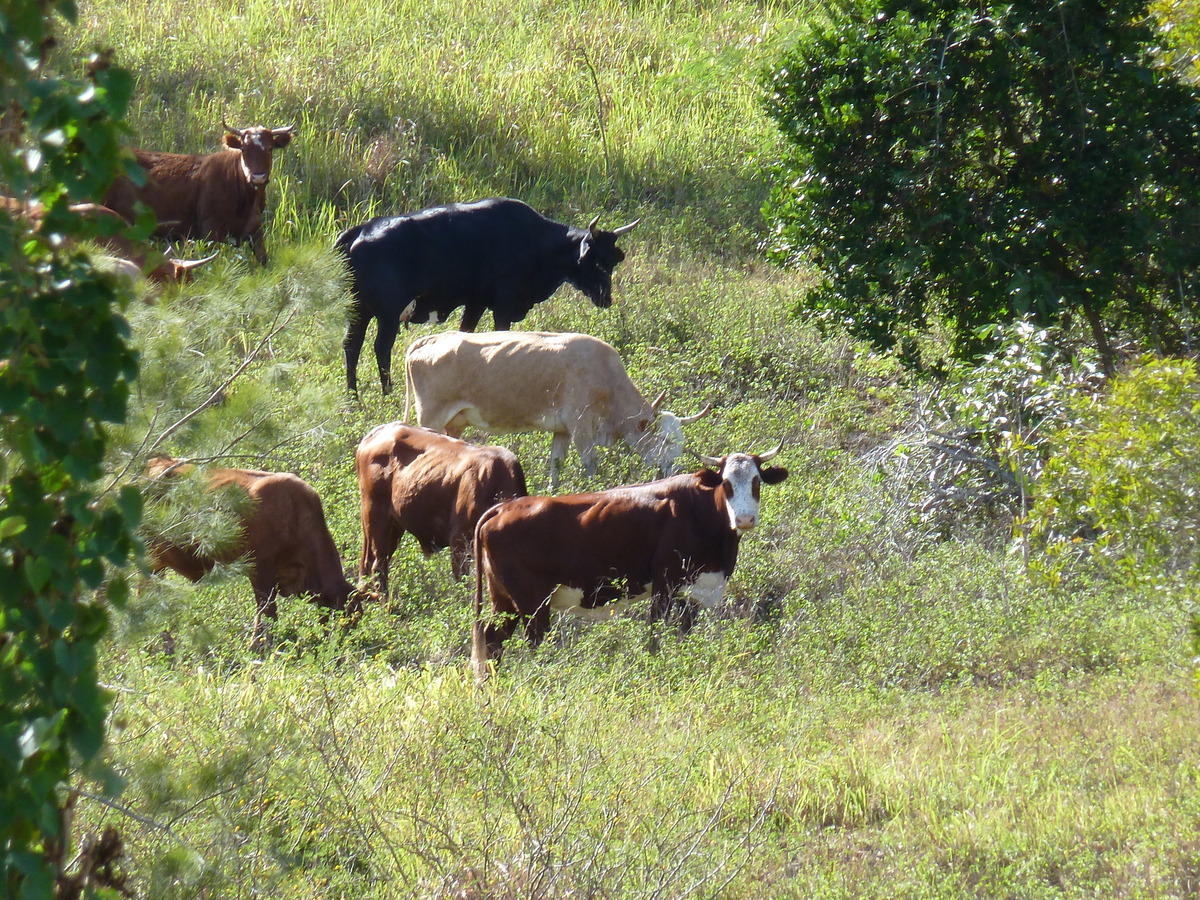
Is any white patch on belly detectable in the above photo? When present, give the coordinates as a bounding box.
[426,310,441,325]
[548,583,652,621]
[684,572,727,609]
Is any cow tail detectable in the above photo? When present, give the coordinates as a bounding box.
[471,505,496,681]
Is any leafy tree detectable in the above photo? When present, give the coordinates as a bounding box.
[0,2,140,897]
[762,0,1200,374]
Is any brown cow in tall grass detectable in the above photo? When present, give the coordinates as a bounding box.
[104,122,296,265]
[144,456,366,648]
[0,196,214,284]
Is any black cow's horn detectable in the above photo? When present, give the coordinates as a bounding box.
[758,440,784,462]
[612,218,640,237]
[587,214,601,236]
[649,389,667,412]
[678,403,713,425]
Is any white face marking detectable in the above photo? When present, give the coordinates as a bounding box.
[636,413,684,473]
[720,454,762,532]
[684,572,728,608]
[548,583,652,620]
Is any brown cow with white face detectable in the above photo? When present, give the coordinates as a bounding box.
[144,456,366,648]
[471,444,788,678]
[103,122,296,265]
[356,423,528,595]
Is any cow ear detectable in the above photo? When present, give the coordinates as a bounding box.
[760,466,789,484]
[637,418,650,433]
[272,131,295,149]
[696,468,722,487]
[578,235,592,263]
[223,132,243,150]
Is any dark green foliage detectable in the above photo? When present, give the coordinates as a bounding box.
[762,0,1200,371]
[0,3,139,897]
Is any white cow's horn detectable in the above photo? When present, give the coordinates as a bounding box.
[757,440,784,462]
[612,218,640,236]
[221,118,241,135]
[649,389,667,412]
[696,451,723,466]
[678,403,712,425]
[587,214,601,235]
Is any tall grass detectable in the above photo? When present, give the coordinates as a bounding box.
[65,0,798,250]
[56,0,1200,897]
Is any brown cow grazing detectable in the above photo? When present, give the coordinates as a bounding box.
[405,331,712,489]
[145,456,365,648]
[471,443,789,678]
[356,423,528,595]
[103,121,297,265]
[0,196,215,284]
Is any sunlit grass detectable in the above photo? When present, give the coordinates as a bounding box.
[58,0,1200,896]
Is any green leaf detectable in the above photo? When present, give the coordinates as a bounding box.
[21,556,52,592]
[0,517,27,539]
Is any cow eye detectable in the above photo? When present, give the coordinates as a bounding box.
[722,479,733,494]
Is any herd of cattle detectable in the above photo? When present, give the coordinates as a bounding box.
[63,121,791,677]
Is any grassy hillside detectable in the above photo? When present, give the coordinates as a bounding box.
[56,1,1200,897]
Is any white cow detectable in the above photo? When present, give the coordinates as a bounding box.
[403,331,711,488]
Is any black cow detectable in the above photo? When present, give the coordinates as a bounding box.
[335,197,638,395]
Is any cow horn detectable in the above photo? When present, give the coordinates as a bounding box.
[587,214,601,236]
[612,218,640,237]
[757,440,784,462]
[695,451,723,467]
[172,250,219,269]
[221,118,241,135]
[272,122,297,135]
[650,389,667,412]
[677,403,713,425]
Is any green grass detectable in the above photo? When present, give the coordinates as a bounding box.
[54,0,1200,896]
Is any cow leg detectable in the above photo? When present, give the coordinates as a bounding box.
[549,432,571,490]
[479,615,520,669]
[373,317,401,395]
[250,585,280,652]
[359,504,398,597]
[343,315,371,396]
[459,306,486,332]
[450,533,471,581]
[524,602,553,649]
[250,228,269,266]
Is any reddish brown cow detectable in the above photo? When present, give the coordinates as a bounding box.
[145,457,364,647]
[472,445,788,678]
[103,122,296,265]
[0,196,214,284]
[356,423,528,595]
